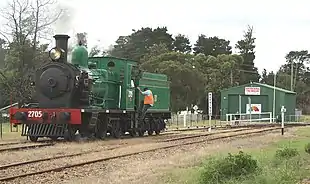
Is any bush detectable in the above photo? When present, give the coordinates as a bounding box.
[275,147,299,159]
[200,151,259,184]
[304,143,310,154]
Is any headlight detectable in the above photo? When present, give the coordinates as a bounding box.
[49,47,64,61]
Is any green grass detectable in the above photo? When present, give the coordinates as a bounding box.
[163,127,310,184]
[299,115,310,122]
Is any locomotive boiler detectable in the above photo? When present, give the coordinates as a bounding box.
[10,34,171,142]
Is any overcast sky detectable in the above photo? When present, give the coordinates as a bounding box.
[1,0,310,73]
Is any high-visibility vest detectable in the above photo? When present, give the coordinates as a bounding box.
[144,90,154,105]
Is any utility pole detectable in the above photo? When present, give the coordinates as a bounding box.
[290,59,294,91]
[230,70,233,86]
[273,73,276,122]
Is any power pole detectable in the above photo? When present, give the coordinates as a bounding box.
[290,59,294,91]
[230,70,233,86]
[273,73,276,122]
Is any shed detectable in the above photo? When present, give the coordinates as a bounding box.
[220,82,296,122]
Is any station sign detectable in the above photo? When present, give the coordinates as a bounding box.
[245,87,260,95]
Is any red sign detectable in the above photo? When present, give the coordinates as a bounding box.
[245,87,260,95]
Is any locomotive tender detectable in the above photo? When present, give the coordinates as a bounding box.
[9,34,171,142]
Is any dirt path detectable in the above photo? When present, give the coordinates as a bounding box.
[0,128,234,165]
[2,127,300,184]
[67,128,300,184]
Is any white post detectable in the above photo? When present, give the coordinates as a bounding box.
[281,106,286,135]
[208,92,212,132]
[273,74,276,122]
[248,97,252,124]
[269,112,272,123]
[239,95,241,115]
[183,113,187,127]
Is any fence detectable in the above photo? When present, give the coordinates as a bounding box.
[167,113,226,129]
[166,113,310,129]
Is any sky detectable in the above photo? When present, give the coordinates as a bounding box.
[1,0,310,73]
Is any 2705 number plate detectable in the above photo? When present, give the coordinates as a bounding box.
[27,110,42,118]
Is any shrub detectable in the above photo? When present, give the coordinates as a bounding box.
[275,147,299,159]
[200,151,259,184]
[304,143,310,154]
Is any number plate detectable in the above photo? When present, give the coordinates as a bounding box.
[27,110,43,118]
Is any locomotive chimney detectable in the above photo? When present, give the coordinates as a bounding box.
[53,34,70,62]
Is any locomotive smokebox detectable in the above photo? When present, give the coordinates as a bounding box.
[53,34,70,62]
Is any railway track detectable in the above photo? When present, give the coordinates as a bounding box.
[0,141,29,147]
[160,123,309,142]
[0,128,244,170]
[166,122,310,132]
[160,127,252,142]
[0,126,290,182]
[0,143,55,153]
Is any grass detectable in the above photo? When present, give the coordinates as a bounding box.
[163,126,310,184]
[0,122,22,140]
[166,119,226,129]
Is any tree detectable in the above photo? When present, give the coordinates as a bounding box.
[0,38,6,69]
[89,45,101,57]
[0,0,63,105]
[141,43,243,114]
[193,35,232,56]
[110,27,174,62]
[0,0,63,49]
[0,0,63,69]
[141,50,204,112]
[195,54,243,114]
[76,32,87,47]
[280,50,310,90]
[275,50,310,113]
[260,69,268,84]
[173,34,191,53]
[235,25,260,84]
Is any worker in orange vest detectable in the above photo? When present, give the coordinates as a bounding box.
[137,87,154,122]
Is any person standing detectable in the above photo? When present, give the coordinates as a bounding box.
[137,87,154,122]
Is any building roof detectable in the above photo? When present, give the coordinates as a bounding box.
[220,82,296,94]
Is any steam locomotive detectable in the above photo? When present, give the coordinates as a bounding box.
[9,34,171,142]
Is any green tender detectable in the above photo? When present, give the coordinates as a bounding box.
[86,56,170,111]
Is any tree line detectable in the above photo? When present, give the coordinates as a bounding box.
[0,0,309,115]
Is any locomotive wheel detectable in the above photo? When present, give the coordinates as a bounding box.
[155,130,160,135]
[112,129,121,138]
[129,129,136,137]
[147,119,155,136]
[112,120,121,139]
[95,119,107,140]
[29,136,38,142]
[64,126,77,141]
[138,129,144,137]
[49,136,58,141]
[147,130,154,136]
[154,119,161,135]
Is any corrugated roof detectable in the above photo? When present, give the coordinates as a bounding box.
[253,82,295,94]
[220,82,296,94]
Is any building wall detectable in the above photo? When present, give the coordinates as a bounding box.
[284,93,296,121]
[220,83,296,121]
